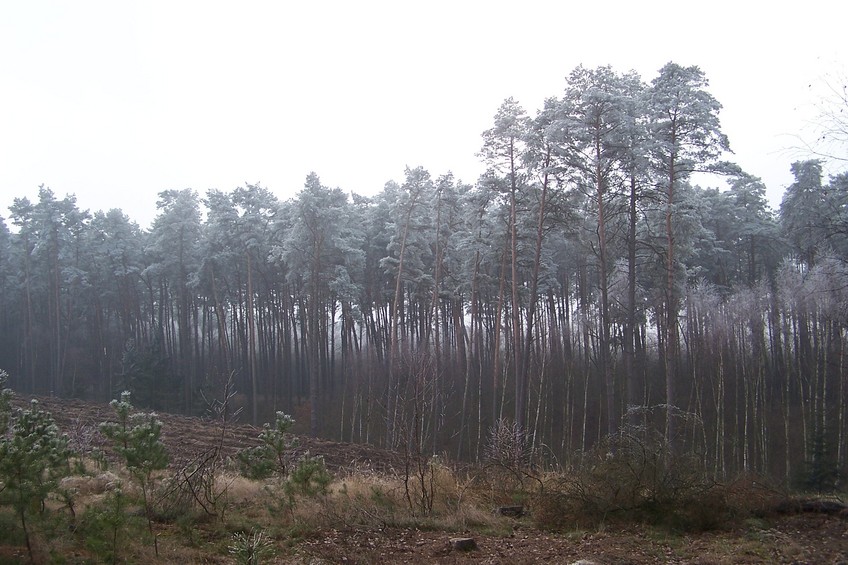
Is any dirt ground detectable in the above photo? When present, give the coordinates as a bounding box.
[289,513,848,564]
[8,396,848,564]
[25,395,404,474]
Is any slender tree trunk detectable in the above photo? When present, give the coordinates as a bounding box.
[247,252,258,425]
[51,227,62,395]
[430,188,444,453]
[665,151,680,451]
[834,326,846,474]
[521,151,551,436]
[492,248,509,425]
[594,137,615,437]
[22,233,36,392]
[508,147,525,431]
[387,199,419,446]
[623,172,639,417]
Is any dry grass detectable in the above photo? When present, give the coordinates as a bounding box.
[1,461,846,564]
[24,407,475,562]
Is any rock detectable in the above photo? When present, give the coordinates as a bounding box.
[449,537,477,552]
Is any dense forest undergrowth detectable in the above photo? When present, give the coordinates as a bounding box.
[1,62,848,491]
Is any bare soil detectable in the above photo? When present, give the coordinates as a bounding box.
[291,514,848,564]
[7,396,848,564]
[24,395,405,474]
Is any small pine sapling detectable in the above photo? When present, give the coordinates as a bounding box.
[0,370,11,435]
[237,411,298,480]
[0,390,72,562]
[99,391,168,556]
[284,453,332,502]
[80,487,130,564]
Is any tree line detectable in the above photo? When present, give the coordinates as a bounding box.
[1,62,847,485]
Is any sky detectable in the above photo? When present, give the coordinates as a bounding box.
[1,1,846,229]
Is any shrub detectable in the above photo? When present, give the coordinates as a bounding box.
[474,419,542,508]
[162,370,241,522]
[228,528,275,565]
[158,448,233,522]
[794,427,841,494]
[534,427,732,532]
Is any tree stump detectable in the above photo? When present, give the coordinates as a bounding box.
[449,537,477,552]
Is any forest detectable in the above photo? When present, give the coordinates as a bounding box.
[1,62,846,487]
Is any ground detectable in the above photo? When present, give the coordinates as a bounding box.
[291,514,848,564]
[4,396,848,564]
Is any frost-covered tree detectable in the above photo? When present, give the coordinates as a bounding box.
[553,65,640,434]
[7,188,90,395]
[271,173,362,436]
[86,209,146,400]
[646,62,730,447]
[380,166,435,446]
[481,98,531,430]
[144,189,202,411]
[780,160,829,266]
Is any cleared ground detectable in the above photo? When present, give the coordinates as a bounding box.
[3,395,847,564]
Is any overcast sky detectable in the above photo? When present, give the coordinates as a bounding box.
[1,1,845,229]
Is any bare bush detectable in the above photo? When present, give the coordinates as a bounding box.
[471,419,542,508]
[485,419,533,470]
[534,426,737,532]
[157,372,240,521]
